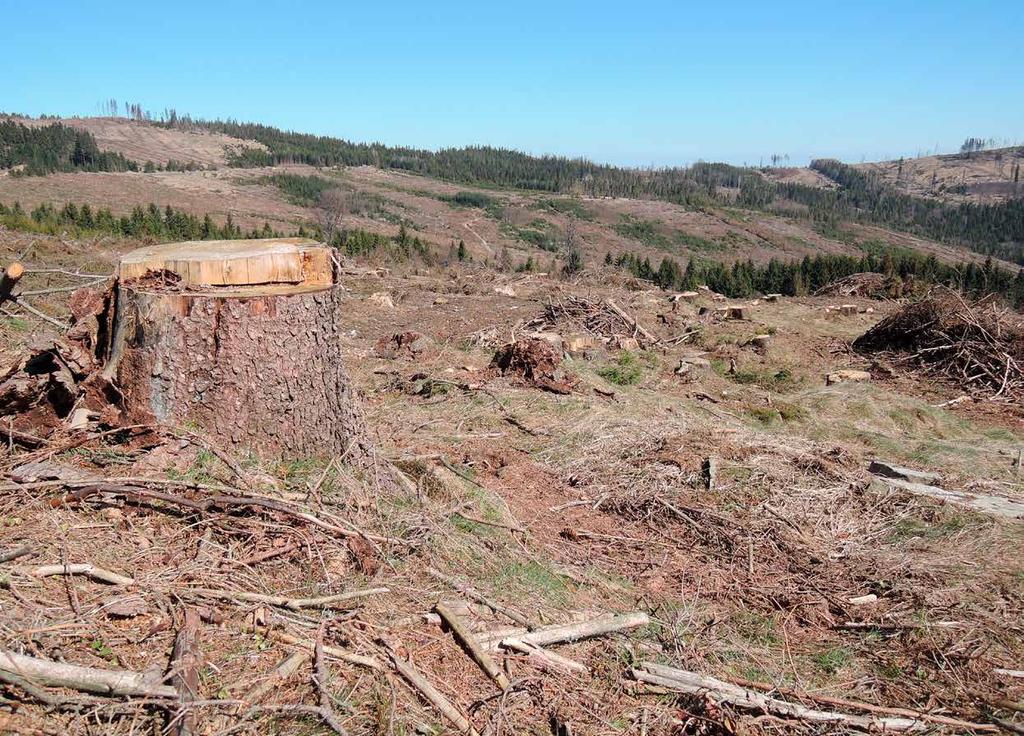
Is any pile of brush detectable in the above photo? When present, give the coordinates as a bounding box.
[815,272,902,299]
[524,295,659,348]
[853,287,1024,400]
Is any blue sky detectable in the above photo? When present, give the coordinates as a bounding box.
[3,0,1022,166]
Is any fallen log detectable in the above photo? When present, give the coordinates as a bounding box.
[0,649,177,699]
[720,670,999,732]
[0,544,33,564]
[606,299,661,347]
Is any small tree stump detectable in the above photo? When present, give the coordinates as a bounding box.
[104,238,377,464]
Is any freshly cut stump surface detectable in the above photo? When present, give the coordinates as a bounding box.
[106,238,380,467]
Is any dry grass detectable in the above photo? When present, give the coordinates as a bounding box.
[1,229,1023,735]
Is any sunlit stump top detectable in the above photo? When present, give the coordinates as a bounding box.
[118,238,333,292]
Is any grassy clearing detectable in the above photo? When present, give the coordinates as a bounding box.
[712,359,802,392]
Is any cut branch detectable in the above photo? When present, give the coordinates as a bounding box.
[30,563,134,586]
[435,602,510,690]
[631,662,997,733]
[167,608,202,736]
[386,646,479,736]
[0,649,177,699]
[481,611,650,650]
[179,586,387,611]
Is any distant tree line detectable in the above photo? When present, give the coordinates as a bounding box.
[960,137,994,156]
[613,245,1024,307]
[160,115,744,205]
[0,197,434,264]
[0,121,137,176]
[322,222,432,262]
[0,199,285,241]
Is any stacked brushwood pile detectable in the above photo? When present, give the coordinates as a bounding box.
[523,295,660,348]
[815,272,902,299]
[853,287,1024,401]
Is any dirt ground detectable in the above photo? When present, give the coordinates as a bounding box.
[1,229,1022,735]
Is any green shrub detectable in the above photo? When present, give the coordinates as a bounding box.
[598,352,644,386]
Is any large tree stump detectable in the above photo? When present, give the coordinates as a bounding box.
[104,239,380,468]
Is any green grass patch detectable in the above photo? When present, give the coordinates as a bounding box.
[675,231,726,252]
[614,215,672,250]
[493,560,568,606]
[713,360,802,392]
[1,316,29,332]
[165,448,219,485]
[532,197,595,221]
[500,221,559,251]
[888,513,975,542]
[777,401,808,421]
[745,401,807,427]
[735,611,779,645]
[812,646,853,674]
[746,406,782,427]
[598,351,644,386]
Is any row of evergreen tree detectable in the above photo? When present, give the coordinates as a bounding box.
[0,121,137,176]
[0,198,432,263]
[0,200,285,241]
[612,248,1024,307]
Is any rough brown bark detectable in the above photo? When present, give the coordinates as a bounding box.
[107,282,379,470]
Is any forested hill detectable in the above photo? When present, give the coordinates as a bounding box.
[775,159,1024,265]
[0,119,137,175]
[3,112,1022,266]
[174,115,1024,264]
[180,117,747,203]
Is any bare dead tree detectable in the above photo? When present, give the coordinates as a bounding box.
[561,217,584,278]
[316,189,349,245]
